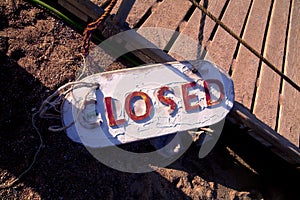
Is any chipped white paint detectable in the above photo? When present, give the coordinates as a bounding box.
[62,61,234,148]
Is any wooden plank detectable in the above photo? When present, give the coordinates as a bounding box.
[58,0,89,22]
[169,0,227,60]
[229,102,300,166]
[141,0,192,29]
[64,0,104,21]
[179,0,226,45]
[127,0,158,28]
[278,0,300,147]
[60,0,175,64]
[65,0,147,28]
[206,0,252,72]
[139,0,192,49]
[231,0,272,109]
[253,0,290,130]
[113,0,136,26]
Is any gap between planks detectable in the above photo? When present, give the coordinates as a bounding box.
[137,0,192,51]
[277,0,300,147]
[168,0,227,61]
[205,0,252,72]
[253,0,290,132]
[231,0,272,110]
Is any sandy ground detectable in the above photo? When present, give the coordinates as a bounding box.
[0,1,299,199]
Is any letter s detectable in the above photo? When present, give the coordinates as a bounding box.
[157,86,177,115]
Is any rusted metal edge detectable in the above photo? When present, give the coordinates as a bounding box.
[59,0,300,166]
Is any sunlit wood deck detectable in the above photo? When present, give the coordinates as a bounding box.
[59,0,300,165]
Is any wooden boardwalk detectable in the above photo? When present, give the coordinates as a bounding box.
[128,0,300,147]
[60,0,300,164]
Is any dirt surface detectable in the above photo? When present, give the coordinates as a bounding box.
[0,1,299,199]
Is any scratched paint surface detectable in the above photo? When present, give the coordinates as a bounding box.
[63,61,234,148]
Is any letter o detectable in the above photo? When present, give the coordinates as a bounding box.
[125,91,153,121]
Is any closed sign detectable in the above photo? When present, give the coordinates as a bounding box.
[62,61,234,148]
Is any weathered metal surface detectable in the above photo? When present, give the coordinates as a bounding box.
[62,61,234,148]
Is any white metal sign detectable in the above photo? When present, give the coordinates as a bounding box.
[62,61,234,148]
